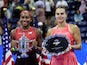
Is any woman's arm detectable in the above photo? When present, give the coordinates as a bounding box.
[33,28,42,50]
[0,26,3,35]
[10,29,17,48]
[70,24,82,50]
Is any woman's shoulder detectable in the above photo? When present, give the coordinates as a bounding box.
[31,27,42,35]
[10,27,20,35]
[69,23,79,29]
[68,23,80,33]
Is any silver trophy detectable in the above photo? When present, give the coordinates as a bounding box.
[43,34,71,56]
[17,33,33,58]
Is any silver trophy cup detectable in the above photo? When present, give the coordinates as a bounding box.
[17,34,33,58]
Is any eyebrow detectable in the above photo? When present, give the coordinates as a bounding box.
[56,13,64,15]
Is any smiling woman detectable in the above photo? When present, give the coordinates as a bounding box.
[19,10,32,28]
[45,4,82,65]
[10,10,42,65]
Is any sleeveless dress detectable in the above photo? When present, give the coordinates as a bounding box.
[50,24,78,65]
[14,26,38,65]
[14,26,37,41]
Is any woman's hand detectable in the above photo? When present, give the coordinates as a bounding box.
[32,40,38,47]
[11,40,18,48]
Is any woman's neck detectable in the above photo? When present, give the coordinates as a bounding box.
[21,25,30,30]
[57,21,67,28]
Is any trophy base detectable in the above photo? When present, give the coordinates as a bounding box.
[21,53,29,58]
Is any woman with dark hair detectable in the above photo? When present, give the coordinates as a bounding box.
[10,10,42,65]
[46,6,82,65]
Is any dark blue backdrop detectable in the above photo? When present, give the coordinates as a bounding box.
[0,42,87,65]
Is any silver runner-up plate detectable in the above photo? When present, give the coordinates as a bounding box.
[43,34,71,55]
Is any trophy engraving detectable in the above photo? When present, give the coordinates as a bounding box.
[53,39,60,46]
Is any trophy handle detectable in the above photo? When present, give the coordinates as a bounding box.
[14,40,34,51]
